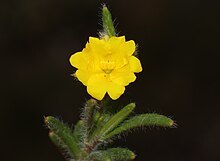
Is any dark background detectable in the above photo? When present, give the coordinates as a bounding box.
[1,0,220,161]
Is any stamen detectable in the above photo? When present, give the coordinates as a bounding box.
[100,59,115,74]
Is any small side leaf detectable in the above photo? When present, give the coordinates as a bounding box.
[45,116,81,159]
[97,103,135,140]
[95,113,112,130]
[103,113,174,140]
[86,148,135,161]
[87,113,112,145]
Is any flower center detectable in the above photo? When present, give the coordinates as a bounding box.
[100,59,115,74]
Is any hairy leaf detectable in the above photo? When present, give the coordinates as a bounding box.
[49,132,74,160]
[103,113,174,140]
[45,116,81,159]
[102,5,116,37]
[97,103,135,140]
[86,148,135,161]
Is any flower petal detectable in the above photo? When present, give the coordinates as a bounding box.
[119,40,136,56]
[129,56,142,73]
[89,37,107,56]
[87,74,107,100]
[108,36,125,48]
[69,52,84,69]
[114,56,128,69]
[107,82,125,100]
[75,70,91,86]
[110,70,136,86]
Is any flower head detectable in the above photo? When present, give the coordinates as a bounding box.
[70,36,142,100]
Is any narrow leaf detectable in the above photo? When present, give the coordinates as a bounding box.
[81,99,98,141]
[86,151,111,161]
[87,113,112,144]
[98,103,135,140]
[49,132,73,160]
[73,120,85,142]
[49,131,63,148]
[95,113,112,129]
[87,148,135,161]
[103,113,174,140]
[82,99,97,129]
[102,5,116,37]
[45,116,81,159]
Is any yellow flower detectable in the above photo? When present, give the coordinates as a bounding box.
[70,36,142,100]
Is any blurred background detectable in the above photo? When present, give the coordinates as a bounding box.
[1,0,219,161]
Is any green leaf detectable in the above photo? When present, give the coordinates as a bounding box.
[86,148,135,161]
[86,151,111,161]
[92,97,114,131]
[98,103,135,140]
[48,132,73,159]
[103,113,174,140]
[87,111,112,144]
[102,5,116,37]
[81,99,98,140]
[49,131,61,147]
[82,99,97,128]
[45,116,81,159]
[73,120,85,142]
[95,113,112,129]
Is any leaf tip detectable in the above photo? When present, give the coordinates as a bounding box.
[44,116,54,125]
[48,131,54,137]
[169,120,174,126]
[171,121,178,128]
[44,116,49,124]
[102,4,108,12]
[85,98,97,107]
[130,102,136,106]
[131,152,136,160]
[128,102,136,111]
